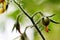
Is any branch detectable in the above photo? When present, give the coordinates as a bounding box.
[32,12,44,18]
[30,18,45,40]
[13,0,31,19]
[13,0,45,40]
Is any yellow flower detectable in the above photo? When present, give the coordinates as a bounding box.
[0,0,8,14]
[0,8,4,13]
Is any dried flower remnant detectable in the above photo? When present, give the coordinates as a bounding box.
[33,12,60,32]
[12,15,22,34]
[20,32,28,40]
[13,26,29,40]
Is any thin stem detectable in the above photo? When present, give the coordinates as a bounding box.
[50,19,60,24]
[36,18,41,24]
[17,14,22,22]
[32,12,44,18]
[30,18,45,40]
[13,0,31,19]
[13,0,45,40]
[24,25,34,33]
[48,14,55,17]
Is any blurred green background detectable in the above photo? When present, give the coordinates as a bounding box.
[0,0,60,40]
